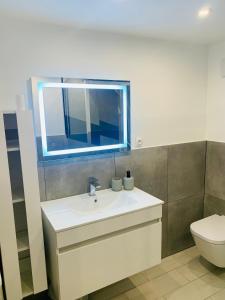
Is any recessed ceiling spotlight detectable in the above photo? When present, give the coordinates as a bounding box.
[198,6,212,18]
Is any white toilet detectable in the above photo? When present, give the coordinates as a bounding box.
[190,214,225,268]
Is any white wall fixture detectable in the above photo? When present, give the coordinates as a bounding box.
[0,109,47,299]
[17,110,47,293]
[198,7,212,19]
[0,112,22,300]
[41,187,163,300]
[135,137,143,147]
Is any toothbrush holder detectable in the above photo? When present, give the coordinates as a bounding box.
[111,177,122,192]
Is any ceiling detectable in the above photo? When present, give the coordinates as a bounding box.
[1,0,225,44]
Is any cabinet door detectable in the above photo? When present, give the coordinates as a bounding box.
[58,222,161,300]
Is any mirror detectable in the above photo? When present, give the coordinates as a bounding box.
[31,78,130,160]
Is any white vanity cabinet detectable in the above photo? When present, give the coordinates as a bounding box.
[41,188,163,300]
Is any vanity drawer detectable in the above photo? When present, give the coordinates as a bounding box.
[56,205,162,249]
[57,221,161,300]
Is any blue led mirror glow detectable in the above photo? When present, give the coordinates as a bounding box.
[32,78,130,160]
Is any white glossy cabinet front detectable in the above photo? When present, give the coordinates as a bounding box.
[58,222,161,300]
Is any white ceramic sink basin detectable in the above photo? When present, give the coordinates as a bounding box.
[41,187,163,232]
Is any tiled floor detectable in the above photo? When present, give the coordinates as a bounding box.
[89,247,225,300]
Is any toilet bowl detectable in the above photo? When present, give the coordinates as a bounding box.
[190,214,225,268]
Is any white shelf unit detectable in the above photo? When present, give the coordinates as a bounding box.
[0,110,47,300]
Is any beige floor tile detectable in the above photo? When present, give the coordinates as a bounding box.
[89,278,135,300]
[126,286,165,300]
[183,246,200,258]
[125,287,147,299]
[171,251,193,265]
[175,256,215,281]
[90,247,224,300]
[137,269,188,299]
[111,293,130,300]
[161,255,183,270]
[145,265,166,281]
[200,272,225,289]
[129,270,149,287]
[146,256,182,280]
[165,272,225,300]
[210,288,225,300]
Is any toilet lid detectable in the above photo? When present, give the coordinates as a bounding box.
[190,214,225,245]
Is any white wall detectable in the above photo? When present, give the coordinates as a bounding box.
[206,41,225,142]
[0,15,207,148]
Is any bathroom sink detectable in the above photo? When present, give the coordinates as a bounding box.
[41,187,164,300]
[41,187,163,232]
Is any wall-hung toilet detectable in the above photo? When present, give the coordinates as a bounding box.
[190,214,225,268]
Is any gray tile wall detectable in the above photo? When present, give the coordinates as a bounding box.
[204,141,225,217]
[38,141,206,257]
[167,142,206,255]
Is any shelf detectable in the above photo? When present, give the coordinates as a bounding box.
[17,231,29,253]
[20,257,33,298]
[2,110,16,115]
[12,198,24,204]
[12,189,25,204]
[7,139,20,152]
[21,271,33,298]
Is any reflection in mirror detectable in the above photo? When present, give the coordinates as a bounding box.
[31,78,130,160]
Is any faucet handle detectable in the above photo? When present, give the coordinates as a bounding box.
[95,185,101,191]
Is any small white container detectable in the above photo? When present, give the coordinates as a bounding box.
[112,177,122,192]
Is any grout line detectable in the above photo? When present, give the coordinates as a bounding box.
[203,140,208,215]
[166,145,169,203]
[137,248,200,283]
[113,152,117,177]
[109,247,214,300]
[97,250,220,299]
[207,289,224,299]
[160,271,208,298]
[165,145,169,257]
[160,251,222,299]
[150,250,208,283]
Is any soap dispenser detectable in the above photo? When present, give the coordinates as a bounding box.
[123,170,134,190]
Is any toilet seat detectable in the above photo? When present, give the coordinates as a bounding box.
[191,214,225,245]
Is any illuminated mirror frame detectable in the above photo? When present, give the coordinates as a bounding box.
[37,80,130,158]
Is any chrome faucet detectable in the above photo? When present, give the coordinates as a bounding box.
[88,177,101,196]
